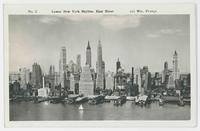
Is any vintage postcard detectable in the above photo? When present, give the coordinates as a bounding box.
[4,3,197,127]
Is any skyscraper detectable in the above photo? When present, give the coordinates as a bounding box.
[79,65,94,96]
[141,66,151,94]
[105,72,114,90]
[31,63,42,89]
[69,74,75,93]
[167,75,175,89]
[76,54,81,73]
[68,60,76,74]
[45,65,56,91]
[164,61,168,70]
[134,68,142,94]
[116,58,121,73]
[162,61,169,83]
[49,65,55,76]
[9,72,20,83]
[59,47,67,89]
[96,40,105,89]
[19,67,31,89]
[173,50,179,80]
[86,41,92,67]
[59,47,67,73]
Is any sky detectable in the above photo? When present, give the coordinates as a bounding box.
[9,15,190,74]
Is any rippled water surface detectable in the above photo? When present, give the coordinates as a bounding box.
[10,101,190,121]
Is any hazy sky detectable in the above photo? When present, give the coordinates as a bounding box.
[9,15,190,73]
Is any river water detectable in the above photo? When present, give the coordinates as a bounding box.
[10,101,190,121]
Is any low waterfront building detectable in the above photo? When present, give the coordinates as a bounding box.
[38,88,50,97]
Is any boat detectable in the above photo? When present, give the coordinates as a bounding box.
[75,96,88,103]
[162,95,179,102]
[104,99,111,103]
[126,96,137,101]
[88,95,105,105]
[65,95,81,104]
[177,100,185,106]
[135,95,148,106]
[183,97,191,105]
[35,97,49,103]
[159,98,164,106]
[49,97,63,104]
[113,96,126,106]
[79,104,84,110]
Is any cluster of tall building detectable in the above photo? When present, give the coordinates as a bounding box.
[9,41,190,97]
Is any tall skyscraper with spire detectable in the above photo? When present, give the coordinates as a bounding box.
[86,41,92,67]
[96,40,105,89]
[59,47,67,89]
[173,50,179,81]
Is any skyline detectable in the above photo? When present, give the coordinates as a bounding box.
[9,15,190,73]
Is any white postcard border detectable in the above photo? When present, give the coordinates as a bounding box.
[3,3,197,127]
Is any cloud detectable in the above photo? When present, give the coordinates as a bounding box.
[146,33,160,38]
[146,28,182,38]
[100,16,143,30]
[39,16,61,24]
[160,28,182,34]
[62,15,101,22]
[58,15,143,30]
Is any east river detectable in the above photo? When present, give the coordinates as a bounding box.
[10,101,190,121]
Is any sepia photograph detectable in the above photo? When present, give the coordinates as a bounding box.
[3,3,197,127]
